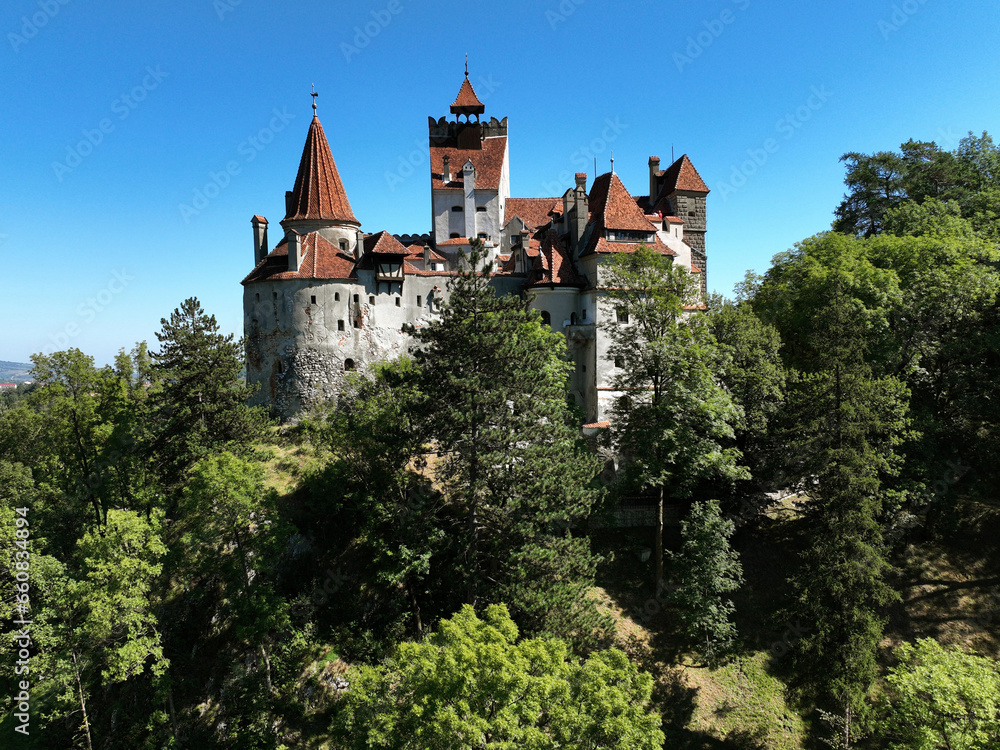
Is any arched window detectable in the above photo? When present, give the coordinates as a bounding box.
[450,232,460,239]
[570,312,578,325]
[344,358,355,371]
[451,205,464,212]
[540,311,551,326]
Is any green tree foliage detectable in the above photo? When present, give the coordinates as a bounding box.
[177,452,291,696]
[603,247,747,499]
[876,639,1000,750]
[405,242,607,645]
[833,132,1000,238]
[601,245,747,589]
[29,510,168,750]
[27,349,114,526]
[707,296,786,515]
[302,358,443,651]
[151,297,269,491]
[755,224,1000,520]
[762,250,908,743]
[331,603,664,750]
[668,499,743,666]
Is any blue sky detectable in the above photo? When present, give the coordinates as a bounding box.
[2,0,998,365]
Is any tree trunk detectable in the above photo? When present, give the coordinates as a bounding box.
[655,484,664,592]
[259,643,274,695]
[72,650,94,750]
[407,579,423,634]
[167,686,179,743]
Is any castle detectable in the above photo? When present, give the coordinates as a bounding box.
[242,72,709,423]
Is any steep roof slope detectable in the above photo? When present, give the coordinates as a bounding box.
[284,116,359,225]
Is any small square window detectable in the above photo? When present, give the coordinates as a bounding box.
[617,309,629,324]
[581,309,587,320]
[452,205,464,212]
[614,356,625,368]
[338,320,345,331]
[335,292,341,301]
[369,295,375,305]
[272,291,278,300]
[476,206,487,212]
[582,364,587,372]
[417,295,422,307]
[395,297,401,307]
[310,295,316,305]
[353,294,359,303]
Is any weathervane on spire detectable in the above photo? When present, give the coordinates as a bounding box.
[311,83,318,116]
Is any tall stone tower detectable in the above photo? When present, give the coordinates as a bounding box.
[647,154,710,294]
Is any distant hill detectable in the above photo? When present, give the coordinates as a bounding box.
[0,361,33,383]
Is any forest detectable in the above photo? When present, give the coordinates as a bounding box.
[2,131,1000,749]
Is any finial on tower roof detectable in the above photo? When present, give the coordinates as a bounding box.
[611,150,615,174]
[465,54,469,77]
[311,84,318,116]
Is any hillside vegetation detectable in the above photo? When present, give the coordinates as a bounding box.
[3,133,1000,749]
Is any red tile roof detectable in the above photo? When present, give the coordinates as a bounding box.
[664,215,684,224]
[438,236,472,247]
[405,247,448,263]
[285,116,359,225]
[660,154,709,194]
[451,75,485,113]
[364,230,410,255]
[582,421,611,429]
[504,197,562,229]
[589,172,658,232]
[402,261,461,277]
[252,214,268,224]
[582,234,677,258]
[430,137,507,190]
[529,229,587,288]
[242,231,356,284]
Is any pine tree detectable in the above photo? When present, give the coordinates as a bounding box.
[150,297,268,490]
[406,242,607,646]
[782,270,908,746]
[668,499,743,667]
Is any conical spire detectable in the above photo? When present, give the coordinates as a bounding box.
[284,114,359,225]
[450,68,485,115]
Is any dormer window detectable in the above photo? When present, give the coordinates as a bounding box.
[339,239,348,252]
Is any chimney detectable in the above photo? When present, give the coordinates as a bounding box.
[252,215,269,265]
[356,228,364,259]
[648,156,661,202]
[573,173,589,255]
[288,230,303,273]
[442,155,451,183]
[422,244,431,268]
